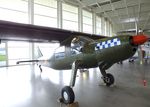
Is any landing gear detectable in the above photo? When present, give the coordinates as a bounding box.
[61,86,75,104]
[60,60,81,104]
[102,73,114,86]
[99,66,115,87]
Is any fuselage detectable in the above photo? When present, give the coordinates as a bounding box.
[39,35,137,70]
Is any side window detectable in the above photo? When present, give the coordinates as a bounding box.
[55,52,65,59]
[54,46,65,59]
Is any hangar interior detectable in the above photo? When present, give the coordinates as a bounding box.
[0,0,150,107]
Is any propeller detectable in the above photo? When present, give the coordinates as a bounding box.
[131,34,148,45]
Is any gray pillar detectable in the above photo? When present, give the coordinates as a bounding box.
[57,1,62,28]
[78,6,83,32]
[28,0,34,24]
[92,12,96,34]
[28,0,34,60]
[5,42,8,66]
[101,17,105,35]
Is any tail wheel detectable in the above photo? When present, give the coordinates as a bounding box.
[39,65,42,73]
[103,73,114,87]
[61,86,75,104]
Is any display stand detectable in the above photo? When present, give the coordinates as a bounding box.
[59,102,79,107]
[58,98,79,107]
[66,102,79,107]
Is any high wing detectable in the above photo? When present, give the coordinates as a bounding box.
[0,20,106,45]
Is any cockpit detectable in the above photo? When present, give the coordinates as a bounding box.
[54,36,94,59]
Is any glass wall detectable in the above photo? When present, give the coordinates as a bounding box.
[34,0,57,27]
[8,41,30,65]
[0,0,113,35]
[0,0,28,23]
[0,43,6,66]
[82,10,93,33]
[62,3,78,31]
[96,16,102,35]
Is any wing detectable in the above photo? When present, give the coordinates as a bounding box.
[0,20,106,45]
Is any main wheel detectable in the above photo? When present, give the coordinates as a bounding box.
[103,73,114,87]
[61,86,75,104]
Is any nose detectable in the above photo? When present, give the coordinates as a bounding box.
[132,34,148,45]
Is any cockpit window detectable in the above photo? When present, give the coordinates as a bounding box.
[71,48,80,55]
[71,36,94,54]
[54,36,92,59]
[71,37,83,55]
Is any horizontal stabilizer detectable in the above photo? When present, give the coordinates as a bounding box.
[16,60,39,64]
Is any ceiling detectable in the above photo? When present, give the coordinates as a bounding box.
[62,0,150,35]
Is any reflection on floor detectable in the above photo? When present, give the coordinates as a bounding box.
[0,61,150,107]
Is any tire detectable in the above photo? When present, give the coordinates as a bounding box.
[61,86,75,104]
[103,73,114,87]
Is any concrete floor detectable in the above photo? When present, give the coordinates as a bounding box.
[0,61,150,107]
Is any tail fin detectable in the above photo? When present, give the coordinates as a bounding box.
[35,46,43,59]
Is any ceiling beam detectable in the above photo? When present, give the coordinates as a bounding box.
[106,9,150,19]
[109,0,124,30]
[123,0,131,30]
[80,0,110,7]
[136,0,141,31]
[96,2,113,23]
[143,13,150,29]
[94,2,150,14]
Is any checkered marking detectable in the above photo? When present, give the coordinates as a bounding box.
[95,38,121,50]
